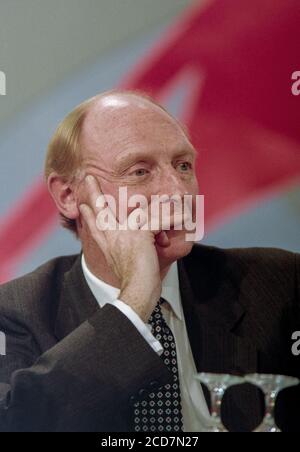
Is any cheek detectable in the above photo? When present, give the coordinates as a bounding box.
[121,187,151,217]
[102,184,151,222]
[99,180,116,196]
[190,176,199,194]
[97,182,122,218]
[191,178,200,205]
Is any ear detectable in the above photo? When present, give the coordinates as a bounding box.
[47,172,79,221]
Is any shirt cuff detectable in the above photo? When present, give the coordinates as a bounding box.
[110,299,164,356]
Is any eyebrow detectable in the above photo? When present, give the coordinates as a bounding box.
[114,147,197,171]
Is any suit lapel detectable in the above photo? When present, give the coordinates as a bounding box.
[54,253,100,340]
[177,244,263,431]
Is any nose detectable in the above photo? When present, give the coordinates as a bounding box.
[158,168,188,198]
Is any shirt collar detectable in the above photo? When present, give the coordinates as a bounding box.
[82,254,120,305]
[161,260,183,321]
[81,254,183,321]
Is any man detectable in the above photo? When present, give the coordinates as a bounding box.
[0,90,299,432]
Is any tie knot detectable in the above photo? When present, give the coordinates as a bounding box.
[158,297,166,306]
[147,298,165,326]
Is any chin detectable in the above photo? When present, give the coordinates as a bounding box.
[155,230,194,268]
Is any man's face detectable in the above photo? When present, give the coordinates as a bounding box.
[79,95,199,266]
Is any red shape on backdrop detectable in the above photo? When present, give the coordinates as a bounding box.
[1,0,300,281]
[0,180,57,282]
[121,0,300,227]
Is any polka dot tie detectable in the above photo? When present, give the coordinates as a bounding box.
[133,297,183,432]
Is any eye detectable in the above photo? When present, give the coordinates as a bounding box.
[131,168,149,177]
[177,161,192,172]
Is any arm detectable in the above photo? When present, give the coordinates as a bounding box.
[0,174,184,432]
[0,303,172,432]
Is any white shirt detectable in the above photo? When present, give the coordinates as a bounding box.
[82,254,212,432]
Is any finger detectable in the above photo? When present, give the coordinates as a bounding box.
[141,210,189,233]
[83,175,104,214]
[155,231,170,247]
[83,175,121,233]
[126,207,148,231]
[138,197,187,231]
[79,204,108,255]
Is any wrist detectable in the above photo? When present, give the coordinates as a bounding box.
[119,287,160,323]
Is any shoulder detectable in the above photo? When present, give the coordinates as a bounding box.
[189,242,296,273]
[183,244,299,330]
[0,254,80,321]
[185,243,297,294]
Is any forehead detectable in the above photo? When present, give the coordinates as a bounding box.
[80,95,193,164]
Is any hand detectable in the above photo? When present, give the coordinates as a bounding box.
[79,175,185,322]
[79,175,161,322]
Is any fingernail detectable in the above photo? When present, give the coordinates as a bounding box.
[85,175,94,183]
[79,204,87,213]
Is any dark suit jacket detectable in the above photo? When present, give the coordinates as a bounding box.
[0,244,299,432]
